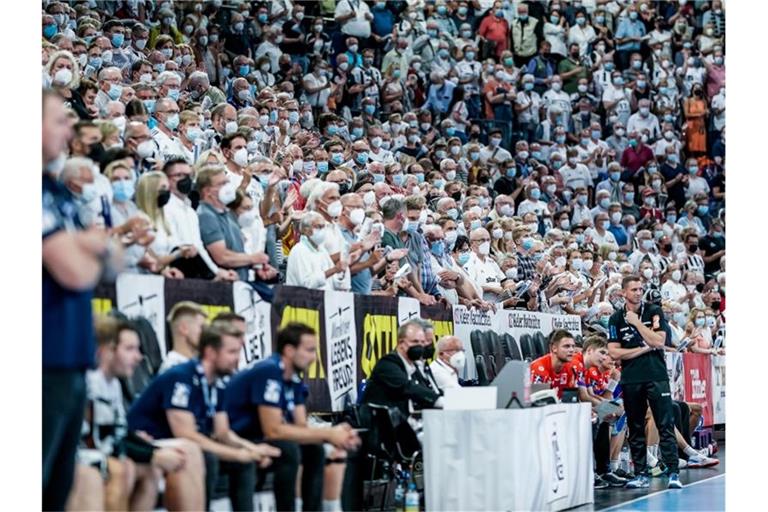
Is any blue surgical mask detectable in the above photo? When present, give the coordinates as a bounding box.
[555,135,566,144]
[111,33,125,48]
[373,173,385,183]
[167,88,180,101]
[625,192,635,202]
[111,180,135,202]
[599,198,610,209]
[317,161,329,173]
[392,174,404,186]
[44,24,58,39]
[610,171,621,182]
[327,125,338,135]
[458,251,471,265]
[591,130,601,139]
[698,205,709,215]
[598,316,610,328]
[530,188,541,200]
[142,99,156,113]
[532,150,542,160]
[108,83,123,100]
[506,168,517,178]
[352,127,364,139]
[356,152,368,164]
[431,240,445,257]
[604,62,615,71]
[239,64,251,76]
[270,110,278,123]
[689,166,699,174]
[524,82,534,91]
[288,111,300,124]
[364,104,376,115]
[331,153,344,165]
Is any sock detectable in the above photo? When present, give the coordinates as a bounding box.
[647,448,658,468]
[610,460,620,472]
[684,446,699,457]
[296,498,303,511]
[649,444,660,459]
[322,500,342,512]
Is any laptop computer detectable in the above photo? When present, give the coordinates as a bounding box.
[490,360,531,409]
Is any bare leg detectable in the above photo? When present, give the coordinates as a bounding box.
[66,465,105,512]
[323,448,346,512]
[609,429,626,461]
[105,457,135,512]
[129,463,159,511]
[688,402,703,432]
[163,440,205,511]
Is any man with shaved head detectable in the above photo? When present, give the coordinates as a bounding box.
[464,227,506,302]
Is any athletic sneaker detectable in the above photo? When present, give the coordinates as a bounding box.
[668,473,683,489]
[613,468,634,480]
[679,458,688,469]
[601,472,628,487]
[650,462,668,478]
[594,474,610,490]
[687,454,720,469]
[625,474,651,489]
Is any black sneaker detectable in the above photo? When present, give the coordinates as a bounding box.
[594,474,610,489]
[601,472,628,487]
[613,468,634,480]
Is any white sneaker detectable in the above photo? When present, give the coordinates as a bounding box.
[687,454,719,469]
[679,458,688,469]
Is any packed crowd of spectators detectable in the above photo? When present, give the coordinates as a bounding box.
[42,0,725,356]
[42,0,727,508]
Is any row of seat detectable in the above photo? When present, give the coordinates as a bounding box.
[469,331,549,385]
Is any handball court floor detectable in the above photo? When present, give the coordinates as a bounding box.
[573,445,725,511]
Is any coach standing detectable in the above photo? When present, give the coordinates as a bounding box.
[42,90,122,510]
[607,276,682,490]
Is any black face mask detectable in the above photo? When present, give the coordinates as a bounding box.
[423,344,435,360]
[176,175,193,195]
[712,301,721,310]
[451,191,463,202]
[406,345,425,361]
[688,244,698,253]
[87,142,105,164]
[478,175,490,184]
[470,132,480,139]
[663,243,673,253]
[157,189,171,208]
[695,283,705,293]
[338,182,350,195]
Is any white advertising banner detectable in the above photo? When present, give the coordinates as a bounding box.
[233,281,272,370]
[712,355,726,424]
[324,290,358,411]
[665,352,686,402]
[423,404,594,512]
[116,274,167,355]
[452,305,495,381]
[397,296,421,326]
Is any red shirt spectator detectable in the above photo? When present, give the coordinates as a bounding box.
[479,12,510,59]
[620,141,654,175]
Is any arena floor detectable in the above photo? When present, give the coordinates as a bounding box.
[574,445,726,511]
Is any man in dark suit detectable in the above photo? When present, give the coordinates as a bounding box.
[362,320,443,416]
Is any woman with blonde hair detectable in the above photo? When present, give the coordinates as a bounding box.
[194,149,226,175]
[97,119,122,150]
[46,50,94,119]
[135,171,196,278]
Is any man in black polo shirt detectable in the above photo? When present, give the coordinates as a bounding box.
[608,276,681,490]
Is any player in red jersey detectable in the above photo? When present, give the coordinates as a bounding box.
[530,330,579,398]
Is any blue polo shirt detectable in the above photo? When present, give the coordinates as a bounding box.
[127,360,227,439]
[226,354,308,441]
[42,173,95,371]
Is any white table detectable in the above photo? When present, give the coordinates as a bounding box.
[422,403,594,511]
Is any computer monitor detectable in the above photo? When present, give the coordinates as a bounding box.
[490,360,531,409]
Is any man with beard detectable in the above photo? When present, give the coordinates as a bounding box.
[127,326,280,510]
[226,323,361,512]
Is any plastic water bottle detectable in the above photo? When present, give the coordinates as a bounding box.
[394,472,406,512]
[404,482,419,512]
[620,446,631,473]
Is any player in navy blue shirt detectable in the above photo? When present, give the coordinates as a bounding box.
[42,90,118,511]
[226,323,360,512]
[128,325,280,510]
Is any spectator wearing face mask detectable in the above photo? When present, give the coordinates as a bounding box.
[677,201,706,237]
[462,228,505,302]
[429,335,468,390]
[517,182,550,217]
[587,211,618,249]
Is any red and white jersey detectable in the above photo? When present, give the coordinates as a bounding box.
[530,354,580,398]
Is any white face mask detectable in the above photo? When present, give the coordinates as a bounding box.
[505,267,518,280]
[363,190,376,207]
[326,200,343,218]
[555,256,567,268]
[492,228,503,240]
[232,147,248,167]
[310,227,326,245]
[349,208,365,226]
[218,182,237,205]
[642,268,654,280]
[53,68,73,86]
[225,120,239,135]
[449,351,466,370]
[478,241,491,255]
[238,210,257,228]
[672,270,682,282]
[582,259,593,270]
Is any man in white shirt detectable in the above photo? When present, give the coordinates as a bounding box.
[162,159,236,281]
[151,98,182,159]
[517,182,551,217]
[463,228,506,302]
[542,76,572,129]
[158,301,208,373]
[585,211,618,247]
[286,211,349,290]
[429,336,466,390]
[628,229,662,271]
[479,128,511,165]
[559,148,594,191]
[626,99,661,142]
[335,0,373,39]
[308,182,357,292]
[94,67,123,116]
[367,127,396,165]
